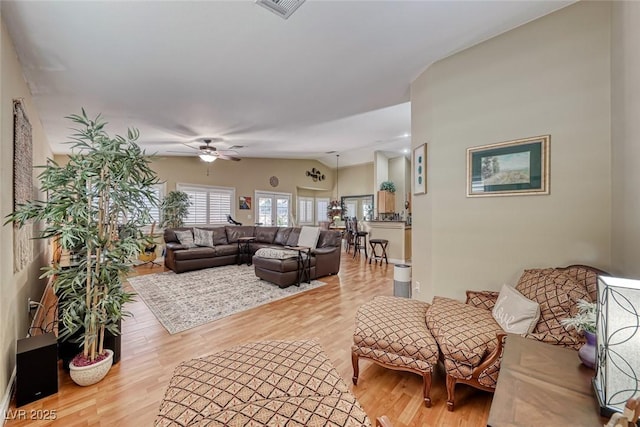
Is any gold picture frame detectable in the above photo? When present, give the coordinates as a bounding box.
[466,135,550,197]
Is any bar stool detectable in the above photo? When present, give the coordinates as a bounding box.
[369,239,389,265]
[352,218,368,259]
[344,218,355,253]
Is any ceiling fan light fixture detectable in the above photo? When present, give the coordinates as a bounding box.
[199,153,217,163]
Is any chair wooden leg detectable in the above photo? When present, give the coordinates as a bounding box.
[422,372,432,408]
[351,352,359,385]
[446,374,456,412]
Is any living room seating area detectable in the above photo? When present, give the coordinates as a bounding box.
[163,226,342,287]
[352,265,607,412]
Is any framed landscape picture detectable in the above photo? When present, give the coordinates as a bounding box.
[466,135,550,197]
[413,143,427,195]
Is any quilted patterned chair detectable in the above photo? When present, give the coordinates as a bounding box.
[156,339,390,427]
[352,296,440,407]
[425,264,606,411]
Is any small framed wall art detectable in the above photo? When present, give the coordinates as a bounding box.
[466,135,550,197]
[413,143,427,195]
[239,196,251,210]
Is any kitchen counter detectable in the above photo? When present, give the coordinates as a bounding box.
[363,221,411,264]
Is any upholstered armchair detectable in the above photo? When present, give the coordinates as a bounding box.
[425,264,607,411]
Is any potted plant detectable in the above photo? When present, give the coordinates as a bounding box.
[379,181,396,193]
[561,299,597,368]
[7,110,159,386]
[160,190,191,229]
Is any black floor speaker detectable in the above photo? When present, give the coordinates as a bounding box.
[16,333,58,406]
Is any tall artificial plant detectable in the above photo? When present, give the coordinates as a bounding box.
[7,110,159,363]
[160,190,191,229]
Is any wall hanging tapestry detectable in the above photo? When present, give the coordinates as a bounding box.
[13,99,33,273]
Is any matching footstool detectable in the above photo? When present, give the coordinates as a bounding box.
[156,340,373,427]
[352,296,439,407]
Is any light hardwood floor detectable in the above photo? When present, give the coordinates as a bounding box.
[6,253,492,426]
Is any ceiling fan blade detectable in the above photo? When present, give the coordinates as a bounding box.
[216,154,241,161]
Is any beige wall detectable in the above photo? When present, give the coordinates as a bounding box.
[611,1,640,279]
[389,156,410,214]
[410,2,612,301]
[337,162,374,198]
[1,18,52,403]
[54,155,338,226]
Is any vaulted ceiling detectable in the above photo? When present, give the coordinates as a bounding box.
[3,1,571,166]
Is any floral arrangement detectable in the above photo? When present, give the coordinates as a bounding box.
[561,299,597,333]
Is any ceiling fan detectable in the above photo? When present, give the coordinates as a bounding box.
[182,138,241,162]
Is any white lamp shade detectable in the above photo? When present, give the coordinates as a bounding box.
[594,276,640,416]
[199,154,216,162]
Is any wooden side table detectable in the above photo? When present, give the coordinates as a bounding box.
[488,334,605,426]
[286,246,311,286]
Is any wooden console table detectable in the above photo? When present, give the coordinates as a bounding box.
[488,334,605,426]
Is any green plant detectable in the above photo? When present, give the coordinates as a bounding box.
[160,190,191,228]
[561,299,597,333]
[6,110,159,364]
[379,181,396,193]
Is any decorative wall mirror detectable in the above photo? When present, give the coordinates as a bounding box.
[340,194,374,221]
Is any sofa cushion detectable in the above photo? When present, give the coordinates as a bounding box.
[317,230,341,249]
[515,268,590,338]
[174,247,216,261]
[286,228,301,247]
[193,228,214,248]
[254,226,278,244]
[212,227,228,245]
[492,284,540,334]
[174,230,196,248]
[212,244,237,257]
[426,296,503,368]
[274,227,292,246]
[225,225,255,244]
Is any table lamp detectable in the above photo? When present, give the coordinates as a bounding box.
[594,275,640,422]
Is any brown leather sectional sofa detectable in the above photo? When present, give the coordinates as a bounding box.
[163,226,342,279]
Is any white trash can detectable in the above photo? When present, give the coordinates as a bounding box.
[393,264,412,298]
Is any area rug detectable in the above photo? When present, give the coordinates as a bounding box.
[127,265,326,334]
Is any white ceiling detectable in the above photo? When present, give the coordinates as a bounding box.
[2,0,571,167]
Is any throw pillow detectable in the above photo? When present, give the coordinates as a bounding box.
[193,228,214,248]
[174,230,197,248]
[212,227,228,245]
[515,268,590,337]
[492,284,541,334]
[297,226,320,249]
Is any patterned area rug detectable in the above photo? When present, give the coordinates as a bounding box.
[127,265,326,334]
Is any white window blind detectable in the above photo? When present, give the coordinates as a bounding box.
[177,184,235,226]
[298,197,314,225]
[142,184,164,228]
[316,198,329,224]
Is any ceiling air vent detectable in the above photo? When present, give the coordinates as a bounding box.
[256,0,305,20]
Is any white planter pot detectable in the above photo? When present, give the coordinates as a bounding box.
[69,349,113,386]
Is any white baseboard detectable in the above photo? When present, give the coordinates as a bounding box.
[1,367,16,426]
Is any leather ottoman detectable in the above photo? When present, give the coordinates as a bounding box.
[253,253,317,288]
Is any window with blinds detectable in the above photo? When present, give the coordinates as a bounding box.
[141,184,164,228]
[177,184,235,226]
[298,197,314,225]
[316,198,329,224]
